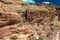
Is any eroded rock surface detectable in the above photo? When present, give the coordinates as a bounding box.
[0,0,60,40]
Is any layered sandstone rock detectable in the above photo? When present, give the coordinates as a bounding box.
[0,9,23,27]
[0,0,26,4]
[0,0,60,40]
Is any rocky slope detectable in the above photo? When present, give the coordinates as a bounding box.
[0,0,60,40]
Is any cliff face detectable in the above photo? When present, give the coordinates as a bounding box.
[0,0,60,40]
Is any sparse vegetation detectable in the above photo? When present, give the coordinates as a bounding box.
[10,36,17,40]
[37,37,43,40]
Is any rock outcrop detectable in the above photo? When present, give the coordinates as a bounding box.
[0,0,60,40]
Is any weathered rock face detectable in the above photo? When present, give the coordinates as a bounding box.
[0,6,23,27]
[0,0,26,4]
[0,12,22,27]
[24,4,58,24]
[0,0,60,40]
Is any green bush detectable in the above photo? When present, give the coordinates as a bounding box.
[37,37,43,40]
